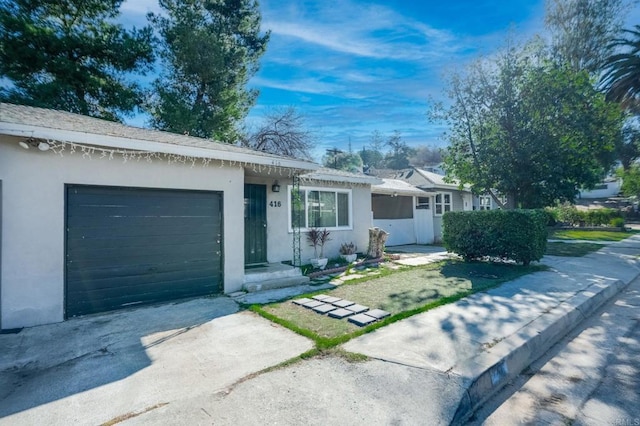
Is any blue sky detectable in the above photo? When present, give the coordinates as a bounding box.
[120,0,639,160]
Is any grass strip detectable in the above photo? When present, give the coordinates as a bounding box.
[545,242,604,257]
[251,261,545,349]
[549,229,638,242]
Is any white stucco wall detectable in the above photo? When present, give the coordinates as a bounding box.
[0,137,245,329]
[373,218,416,246]
[248,178,373,265]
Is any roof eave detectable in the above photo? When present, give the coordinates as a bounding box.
[303,172,383,185]
[1,122,319,171]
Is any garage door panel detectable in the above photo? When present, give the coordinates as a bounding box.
[66,232,221,251]
[67,279,219,316]
[66,222,221,240]
[66,214,219,229]
[67,265,221,290]
[66,258,219,280]
[67,240,220,264]
[65,185,223,318]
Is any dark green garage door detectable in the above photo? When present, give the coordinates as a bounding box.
[65,185,223,318]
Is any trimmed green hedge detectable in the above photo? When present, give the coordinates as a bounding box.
[443,210,547,265]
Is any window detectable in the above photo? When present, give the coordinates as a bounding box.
[416,196,431,210]
[479,195,491,210]
[289,186,351,230]
[435,192,452,216]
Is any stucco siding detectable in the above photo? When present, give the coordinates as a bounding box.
[0,136,244,329]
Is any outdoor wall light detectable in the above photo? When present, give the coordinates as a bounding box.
[17,138,48,151]
[272,180,281,193]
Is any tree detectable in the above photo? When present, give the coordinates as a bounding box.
[545,0,627,73]
[435,45,623,209]
[384,131,415,170]
[148,0,269,142]
[323,149,363,173]
[409,145,443,167]
[360,130,386,170]
[618,164,640,197]
[600,26,640,112]
[243,107,313,159]
[617,123,640,171]
[0,0,154,121]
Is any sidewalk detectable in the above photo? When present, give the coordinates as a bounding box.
[344,235,640,424]
[1,237,639,425]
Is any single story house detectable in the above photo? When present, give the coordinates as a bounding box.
[371,167,473,244]
[371,179,435,246]
[0,103,379,329]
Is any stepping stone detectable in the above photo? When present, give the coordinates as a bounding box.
[332,299,355,308]
[312,303,336,314]
[292,298,313,306]
[328,308,354,319]
[312,294,332,301]
[322,296,342,304]
[302,300,324,309]
[345,304,368,314]
[364,309,391,320]
[348,313,378,327]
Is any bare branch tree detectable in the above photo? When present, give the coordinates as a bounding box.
[244,107,314,159]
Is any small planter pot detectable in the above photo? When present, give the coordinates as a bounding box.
[310,258,328,270]
[340,254,357,263]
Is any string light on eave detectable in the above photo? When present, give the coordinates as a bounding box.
[36,139,294,177]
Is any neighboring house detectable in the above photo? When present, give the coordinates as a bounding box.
[393,168,473,243]
[371,179,435,246]
[578,177,622,199]
[0,103,379,329]
[473,193,507,210]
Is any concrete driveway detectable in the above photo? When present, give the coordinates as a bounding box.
[0,297,313,425]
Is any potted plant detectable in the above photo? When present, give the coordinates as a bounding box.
[307,228,331,269]
[339,242,358,263]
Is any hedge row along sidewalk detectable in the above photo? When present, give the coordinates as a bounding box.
[250,260,545,349]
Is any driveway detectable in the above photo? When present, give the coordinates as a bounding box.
[0,297,312,425]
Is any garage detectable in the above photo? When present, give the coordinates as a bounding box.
[65,185,223,317]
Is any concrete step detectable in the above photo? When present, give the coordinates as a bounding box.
[243,275,310,293]
[243,264,303,284]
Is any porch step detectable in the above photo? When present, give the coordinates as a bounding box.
[243,263,304,284]
[243,275,311,293]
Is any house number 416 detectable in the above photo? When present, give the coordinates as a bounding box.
[269,201,282,207]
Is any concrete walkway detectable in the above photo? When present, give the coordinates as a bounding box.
[344,236,640,424]
[1,237,639,425]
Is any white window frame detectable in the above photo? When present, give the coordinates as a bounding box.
[434,192,452,216]
[479,195,491,210]
[288,185,353,232]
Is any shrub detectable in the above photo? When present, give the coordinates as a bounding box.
[610,217,625,228]
[547,205,623,227]
[443,209,547,265]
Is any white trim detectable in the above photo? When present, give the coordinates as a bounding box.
[1,123,318,171]
[434,192,452,216]
[287,185,353,232]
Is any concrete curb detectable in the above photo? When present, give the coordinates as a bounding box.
[450,277,631,425]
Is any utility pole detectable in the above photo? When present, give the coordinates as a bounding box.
[326,147,342,169]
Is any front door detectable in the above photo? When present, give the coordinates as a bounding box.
[244,184,267,265]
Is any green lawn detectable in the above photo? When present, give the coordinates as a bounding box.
[549,229,638,242]
[545,242,603,257]
[253,261,544,346]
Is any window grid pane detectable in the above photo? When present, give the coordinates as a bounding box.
[337,193,349,226]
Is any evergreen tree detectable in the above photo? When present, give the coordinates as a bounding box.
[148,0,269,142]
[0,0,154,121]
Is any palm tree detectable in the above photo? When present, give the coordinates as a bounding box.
[601,25,640,112]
